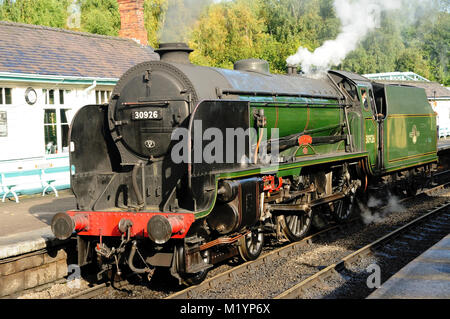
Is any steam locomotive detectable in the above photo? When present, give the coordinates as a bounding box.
[51,43,438,285]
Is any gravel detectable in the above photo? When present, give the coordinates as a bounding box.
[175,187,450,299]
[17,186,450,299]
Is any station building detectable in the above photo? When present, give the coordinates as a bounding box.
[364,72,450,139]
[0,4,158,200]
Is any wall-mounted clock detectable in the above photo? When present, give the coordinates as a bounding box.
[25,87,37,105]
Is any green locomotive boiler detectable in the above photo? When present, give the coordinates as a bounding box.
[52,43,438,285]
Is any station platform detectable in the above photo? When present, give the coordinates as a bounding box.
[438,139,450,154]
[0,190,76,259]
[368,233,450,299]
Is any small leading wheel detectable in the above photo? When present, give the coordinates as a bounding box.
[280,210,312,242]
[238,227,264,261]
[177,246,211,286]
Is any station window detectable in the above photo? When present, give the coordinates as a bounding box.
[0,88,12,104]
[60,109,70,152]
[44,109,57,154]
[42,89,55,105]
[96,90,111,104]
[59,89,64,105]
[43,89,68,105]
[44,108,72,154]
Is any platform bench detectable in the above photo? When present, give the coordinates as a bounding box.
[0,168,60,203]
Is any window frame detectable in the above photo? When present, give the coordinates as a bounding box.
[360,88,370,112]
[0,87,12,105]
[44,108,58,154]
[95,90,111,104]
[42,88,72,155]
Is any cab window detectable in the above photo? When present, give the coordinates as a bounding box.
[360,88,369,111]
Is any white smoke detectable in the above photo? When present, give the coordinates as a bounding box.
[66,0,81,29]
[359,193,405,225]
[286,0,409,75]
[159,0,213,43]
[382,194,405,215]
[367,196,382,208]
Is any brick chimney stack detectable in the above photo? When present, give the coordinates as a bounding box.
[117,0,148,46]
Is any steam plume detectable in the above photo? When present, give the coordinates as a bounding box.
[358,193,405,225]
[159,0,213,43]
[286,0,425,75]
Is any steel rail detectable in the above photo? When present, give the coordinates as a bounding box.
[274,200,450,299]
[60,182,450,300]
[165,182,450,299]
[63,279,131,299]
[166,182,450,299]
[63,282,109,299]
[165,220,357,299]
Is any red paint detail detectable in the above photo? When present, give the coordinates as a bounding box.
[262,175,283,192]
[275,177,283,191]
[65,211,195,239]
[298,135,312,146]
[167,216,185,234]
[72,214,89,232]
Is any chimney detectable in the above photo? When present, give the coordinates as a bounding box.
[117,0,148,46]
[156,43,193,64]
[287,65,298,76]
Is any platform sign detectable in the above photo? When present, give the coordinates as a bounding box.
[0,111,7,137]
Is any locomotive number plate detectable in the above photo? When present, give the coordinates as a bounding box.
[131,109,162,120]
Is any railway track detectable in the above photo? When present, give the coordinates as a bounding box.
[60,221,357,299]
[62,282,111,299]
[62,280,132,299]
[166,221,358,299]
[274,200,450,299]
[28,181,449,300]
[165,184,450,300]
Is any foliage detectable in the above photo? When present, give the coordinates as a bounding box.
[0,0,71,28]
[144,0,168,48]
[79,0,120,36]
[420,12,450,84]
[190,0,266,68]
[260,0,340,72]
[189,0,449,82]
[0,0,449,84]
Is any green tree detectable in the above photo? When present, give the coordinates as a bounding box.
[350,20,405,74]
[144,0,168,48]
[339,8,443,80]
[0,0,448,84]
[259,0,340,71]
[189,0,280,71]
[422,12,450,84]
[0,0,71,28]
[396,47,431,79]
[157,0,212,43]
[79,0,120,36]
